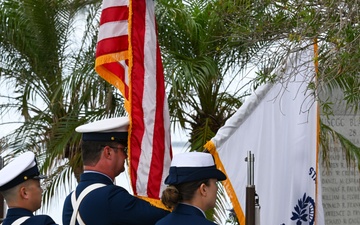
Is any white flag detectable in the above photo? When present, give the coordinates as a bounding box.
[205,45,325,225]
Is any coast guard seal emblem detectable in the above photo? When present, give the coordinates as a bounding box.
[290,193,315,225]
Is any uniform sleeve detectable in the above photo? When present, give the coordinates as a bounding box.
[43,216,59,225]
[108,187,169,225]
[62,192,73,225]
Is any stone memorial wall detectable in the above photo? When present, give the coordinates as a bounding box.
[320,92,360,224]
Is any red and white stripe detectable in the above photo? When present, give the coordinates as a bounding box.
[129,0,172,199]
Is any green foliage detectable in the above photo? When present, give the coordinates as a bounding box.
[0,0,126,205]
[156,0,251,153]
[320,121,360,171]
[218,0,360,156]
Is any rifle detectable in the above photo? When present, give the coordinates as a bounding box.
[245,151,260,225]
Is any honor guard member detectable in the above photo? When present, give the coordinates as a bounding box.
[0,151,58,225]
[62,117,169,225]
[156,152,227,225]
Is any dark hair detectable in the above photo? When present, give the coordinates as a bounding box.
[81,141,116,166]
[161,179,210,209]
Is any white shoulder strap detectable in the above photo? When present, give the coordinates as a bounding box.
[11,216,30,225]
[70,183,106,225]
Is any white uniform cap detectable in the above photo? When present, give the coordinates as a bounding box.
[165,152,226,185]
[0,151,46,191]
[75,117,129,143]
[170,152,216,167]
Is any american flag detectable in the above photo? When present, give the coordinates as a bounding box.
[95,0,172,205]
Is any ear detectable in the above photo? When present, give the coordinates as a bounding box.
[199,183,207,197]
[102,146,112,159]
[19,186,29,200]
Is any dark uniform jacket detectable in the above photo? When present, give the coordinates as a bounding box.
[155,203,218,225]
[62,172,169,225]
[2,208,57,225]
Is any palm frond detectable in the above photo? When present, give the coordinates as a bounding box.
[0,0,127,206]
[320,120,360,171]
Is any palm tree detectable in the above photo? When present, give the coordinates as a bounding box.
[156,0,259,151]
[0,0,126,204]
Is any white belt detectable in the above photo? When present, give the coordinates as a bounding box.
[70,183,106,225]
[8,216,30,225]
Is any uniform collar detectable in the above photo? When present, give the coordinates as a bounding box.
[81,171,114,184]
[4,208,33,219]
[174,203,206,218]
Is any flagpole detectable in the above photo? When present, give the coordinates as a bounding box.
[0,156,4,222]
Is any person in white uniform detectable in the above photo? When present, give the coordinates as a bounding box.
[156,152,227,225]
[62,117,169,225]
[0,151,58,225]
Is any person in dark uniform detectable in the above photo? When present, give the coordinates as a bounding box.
[0,151,58,225]
[62,117,169,225]
[156,152,227,225]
